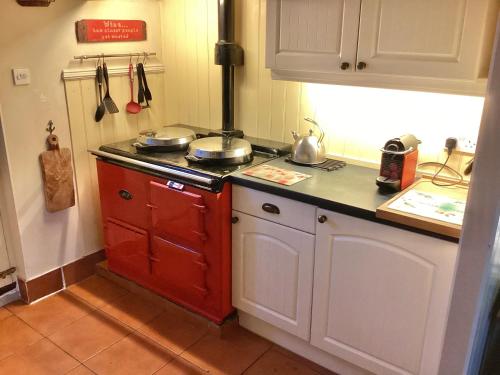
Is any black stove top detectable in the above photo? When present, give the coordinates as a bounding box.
[93,125,292,191]
[99,139,276,179]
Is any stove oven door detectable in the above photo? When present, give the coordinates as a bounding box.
[149,181,208,250]
[150,236,209,306]
[105,218,150,283]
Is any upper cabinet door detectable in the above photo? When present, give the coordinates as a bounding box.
[356,0,491,79]
[266,0,361,73]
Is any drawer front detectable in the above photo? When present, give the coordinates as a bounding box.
[232,185,316,233]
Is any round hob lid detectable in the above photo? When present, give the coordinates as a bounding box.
[187,136,252,160]
[136,126,196,147]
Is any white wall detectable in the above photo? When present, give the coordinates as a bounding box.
[0,0,163,280]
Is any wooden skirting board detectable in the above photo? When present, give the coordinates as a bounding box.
[376,178,469,239]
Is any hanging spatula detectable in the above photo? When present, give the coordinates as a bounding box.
[102,62,119,114]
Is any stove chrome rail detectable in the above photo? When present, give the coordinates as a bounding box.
[89,149,217,189]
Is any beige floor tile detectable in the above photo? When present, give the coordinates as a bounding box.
[0,315,43,360]
[48,310,130,361]
[85,333,173,375]
[181,327,272,375]
[0,307,12,321]
[155,357,208,374]
[67,275,128,307]
[6,291,94,336]
[67,365,96,374]
[100,292,163,329]
[244,348,320,375]
[0,338,79,375]
[138,308,209,354]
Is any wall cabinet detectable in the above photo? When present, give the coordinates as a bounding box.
[232,186,458,375]
[266,0,498,94]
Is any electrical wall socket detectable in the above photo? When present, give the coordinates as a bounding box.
[455,136,476,155]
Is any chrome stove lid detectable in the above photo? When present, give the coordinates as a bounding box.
[185,136,253,165]
[136,126,196,148]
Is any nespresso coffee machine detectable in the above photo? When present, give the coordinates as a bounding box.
[376,134,420,191]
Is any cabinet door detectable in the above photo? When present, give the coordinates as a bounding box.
[266,0,361,73]
[232,211,315,340]
[356,0,490,79]
[105,218,150,283]
[311,210,458,375]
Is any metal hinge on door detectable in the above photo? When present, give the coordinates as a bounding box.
[0,267,16,279]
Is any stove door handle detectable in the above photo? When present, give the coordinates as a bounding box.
[193,284,209,296]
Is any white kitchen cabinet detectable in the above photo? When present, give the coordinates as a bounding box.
[310,210,458,375]
[266,0,361,74]
[232,211,315,340]
[266,0,498,94]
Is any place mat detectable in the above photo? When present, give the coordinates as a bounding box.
[242,164,312,186]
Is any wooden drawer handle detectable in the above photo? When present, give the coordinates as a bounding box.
[262,203,280,215]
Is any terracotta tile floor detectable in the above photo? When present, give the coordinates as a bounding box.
[0,275,335,374]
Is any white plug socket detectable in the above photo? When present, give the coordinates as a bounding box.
[12,68,31,86]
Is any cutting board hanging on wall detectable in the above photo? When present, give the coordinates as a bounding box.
[39,122,75,212]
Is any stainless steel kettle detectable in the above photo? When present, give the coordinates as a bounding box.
[290,118,326,165]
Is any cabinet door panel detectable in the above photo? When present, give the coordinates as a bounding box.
[311,210,458,375]
[105,218,150,283]
[266,0,361,73]
[232,212,315,340]
[357,0,488,78]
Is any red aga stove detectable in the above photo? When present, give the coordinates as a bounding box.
[92,0,291,324]
[93,131,288,325]
[96,157,232,323]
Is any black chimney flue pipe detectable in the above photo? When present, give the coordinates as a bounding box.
[215,0,244,137]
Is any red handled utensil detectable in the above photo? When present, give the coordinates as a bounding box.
[126,63,141,114]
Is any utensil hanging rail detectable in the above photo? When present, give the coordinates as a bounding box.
[73,52,156,63]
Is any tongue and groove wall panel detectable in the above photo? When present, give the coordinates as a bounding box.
[63,67,166,257]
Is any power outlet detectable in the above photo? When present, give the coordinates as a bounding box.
[456,136,477,155]
[12,68,31,86]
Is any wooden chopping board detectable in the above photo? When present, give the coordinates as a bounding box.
[376,178,469,239]
[39,133,75,212]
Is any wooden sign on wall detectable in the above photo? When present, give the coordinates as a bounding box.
[76,20,147,43]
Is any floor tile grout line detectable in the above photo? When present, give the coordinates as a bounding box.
[80,330,135,365]
[238,342,274,375]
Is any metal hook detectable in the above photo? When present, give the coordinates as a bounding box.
[129,54,132,64]
[46,120,55,134]
[95,55,102,68]
[143,52,148,65]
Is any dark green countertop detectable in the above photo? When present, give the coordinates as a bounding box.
[229,157,457,242]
